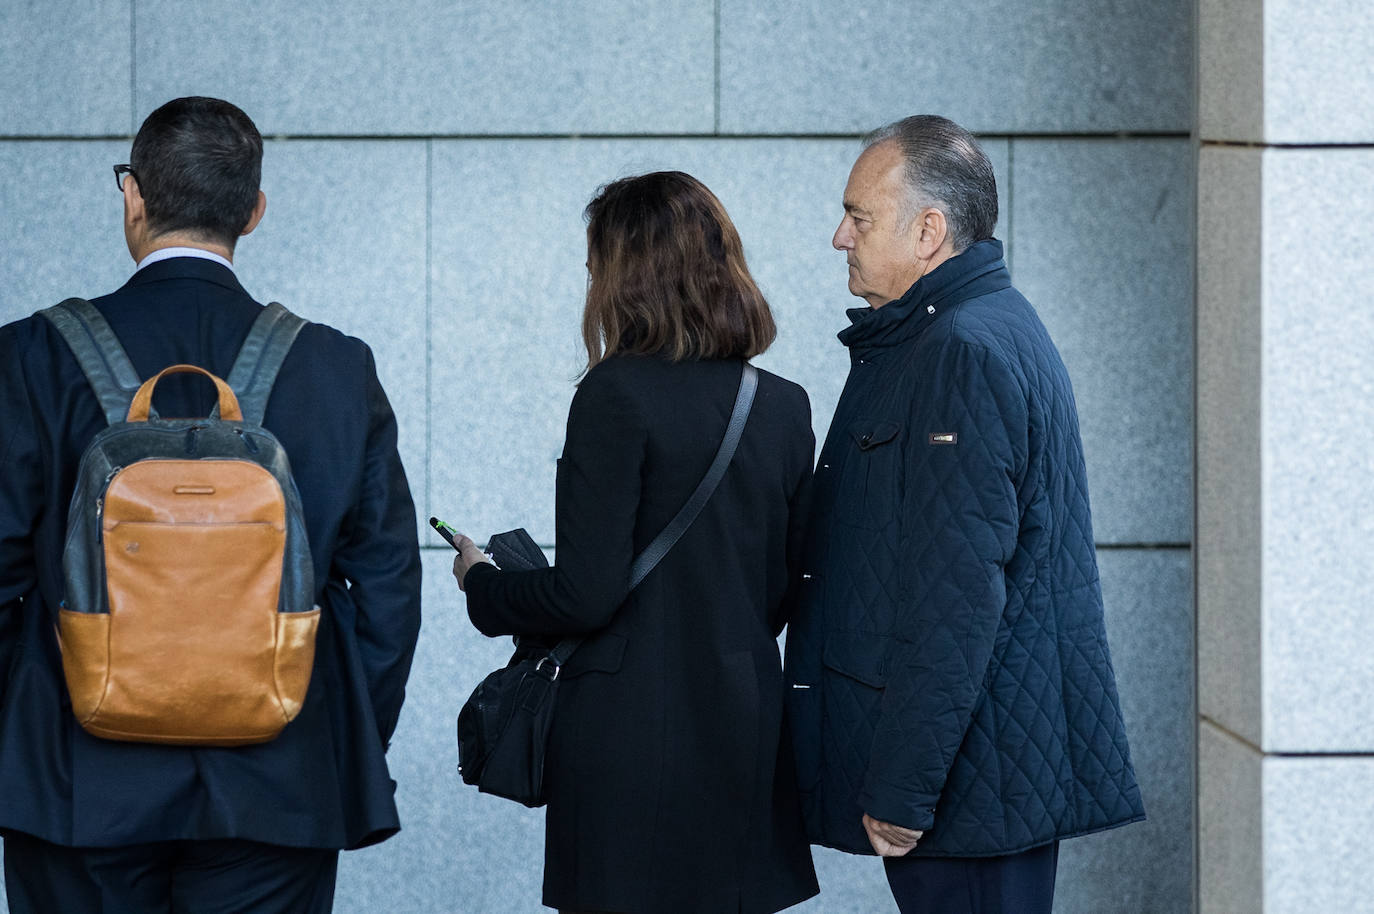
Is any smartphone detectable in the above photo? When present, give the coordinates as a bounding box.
[429,516,460,550]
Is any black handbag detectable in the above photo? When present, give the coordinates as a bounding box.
[456,364,759,807]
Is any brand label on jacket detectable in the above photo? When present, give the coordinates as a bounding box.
[928,432,957,445]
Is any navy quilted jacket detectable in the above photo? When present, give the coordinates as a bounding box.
[784,240,1144,857]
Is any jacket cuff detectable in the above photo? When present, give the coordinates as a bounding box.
[465,561,498,586]
[859,776,939,832]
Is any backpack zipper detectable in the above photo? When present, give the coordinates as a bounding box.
[95,466,122,543]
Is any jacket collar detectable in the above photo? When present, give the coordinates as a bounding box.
[122,255,249,298]
[837,238,1011,354]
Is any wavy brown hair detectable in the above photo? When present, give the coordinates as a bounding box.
[581,171,776,369]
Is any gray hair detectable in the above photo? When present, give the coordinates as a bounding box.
[862,115,998,253]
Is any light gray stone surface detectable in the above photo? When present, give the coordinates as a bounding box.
[429,138,615,549]
[0,141,134,325]
[719,0,1192,135]
[1198,0,1264,142]
[1010,138,1194,547]
[1197,146,1374,910]
[133,0,714,136]
[334,548,546,912]
[0,0,132,136]
[1265,0,1374,144]
[1264,756,1374,914]
[235,140,430,540]
[1260,149,1374,753]
[791,849,896,913]
[1201,0,1374,144]
[1055,549,1193,914]
[1199,722,1262,914]
[1196,146,1263,747]
[429,136,1008,547]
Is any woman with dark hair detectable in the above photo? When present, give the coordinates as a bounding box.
[449,171,819,913]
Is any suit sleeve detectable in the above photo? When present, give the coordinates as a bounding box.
[330,346,422,748]
[0,324,41,705]
[466,364,646,637]
[859,340,1027,832]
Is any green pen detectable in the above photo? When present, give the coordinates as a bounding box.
[429,516,460,550]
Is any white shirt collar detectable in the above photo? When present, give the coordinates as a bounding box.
[134,246,235,274]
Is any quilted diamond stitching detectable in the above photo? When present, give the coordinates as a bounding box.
[792,268,1142,855]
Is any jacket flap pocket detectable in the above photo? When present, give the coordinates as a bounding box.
[561,633,626,679]
[848,420,900,451]
[822,635,886,688]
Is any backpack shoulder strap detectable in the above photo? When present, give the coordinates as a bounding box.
[226,302,307,425]
[39,298,142,426]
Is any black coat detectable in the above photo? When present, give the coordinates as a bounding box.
[465,354,819,914]
[785,240,1145,857]
[0,256,422,850]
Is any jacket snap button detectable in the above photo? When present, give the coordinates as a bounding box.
[860,434,872,446]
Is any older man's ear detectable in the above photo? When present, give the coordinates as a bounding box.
[912,207,951,262]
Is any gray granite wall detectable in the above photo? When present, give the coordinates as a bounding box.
[1198,0,1374,910]
[1,2,1195,911]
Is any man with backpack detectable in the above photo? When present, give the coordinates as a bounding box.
[0,96,422,913]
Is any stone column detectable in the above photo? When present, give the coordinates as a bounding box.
[1198,0,1374,910]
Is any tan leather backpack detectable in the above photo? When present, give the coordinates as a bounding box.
[42,299,318,746]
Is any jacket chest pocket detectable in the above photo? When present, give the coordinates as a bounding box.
[827,418,902,530]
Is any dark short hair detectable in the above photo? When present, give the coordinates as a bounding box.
[581,171,776,369]
[129,97,263,249]
[863,115,998,253]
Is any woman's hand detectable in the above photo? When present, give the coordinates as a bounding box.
[451,533,494,591]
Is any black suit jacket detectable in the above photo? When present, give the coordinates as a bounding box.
[0,256,422,850]
[465,354,820,914]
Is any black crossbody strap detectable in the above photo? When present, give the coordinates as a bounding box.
[40,298,143,426]
[547,363,759,670]
[628,362,758,590]
[225,302,307,425]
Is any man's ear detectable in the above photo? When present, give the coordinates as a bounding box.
[240,191,267,237]
[914,208,949,260]
[122,172,149,261]
[123,174,146,228]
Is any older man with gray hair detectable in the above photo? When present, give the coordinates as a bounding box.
[784,114,1145,913]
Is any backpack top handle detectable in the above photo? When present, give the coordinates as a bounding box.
[126,364,243,423]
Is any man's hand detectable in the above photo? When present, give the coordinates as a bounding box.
[863,813,923,857]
